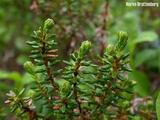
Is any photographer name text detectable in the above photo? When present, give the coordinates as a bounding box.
[126,2,159,7]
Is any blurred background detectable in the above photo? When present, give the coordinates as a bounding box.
[0,0,159,119]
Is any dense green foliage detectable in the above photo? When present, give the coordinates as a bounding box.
[0,0,159,119]
[6,19,154,120]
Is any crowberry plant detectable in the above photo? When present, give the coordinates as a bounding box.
[6,19,154,120]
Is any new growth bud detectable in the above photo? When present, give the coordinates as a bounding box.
[105,44,114,54]
[59,80,71,97]
[79,40,91,59]
[60,81,70,93]
[24,61,35,75]
[116,31,128,51]
[44,18,54,30]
